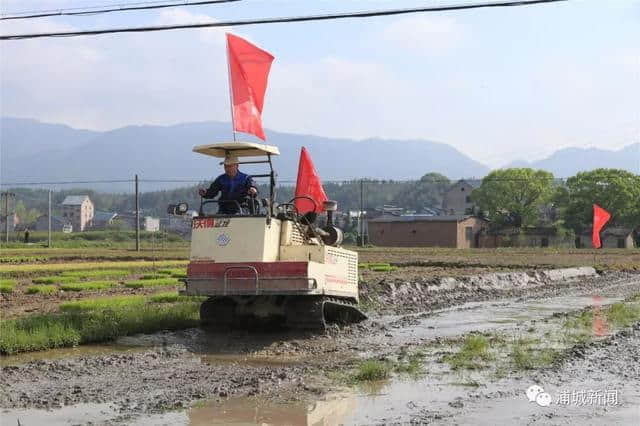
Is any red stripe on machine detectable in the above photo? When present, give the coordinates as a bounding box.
[188,261,309,278]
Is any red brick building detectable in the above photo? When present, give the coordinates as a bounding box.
[367,215,487,248]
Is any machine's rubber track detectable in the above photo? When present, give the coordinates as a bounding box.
[200,296,367,330]
[285,296,367,330]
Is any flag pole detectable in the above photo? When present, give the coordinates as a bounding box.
[225,35,237,142]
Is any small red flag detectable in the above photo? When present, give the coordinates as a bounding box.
[226,33,274,141]
[592,204,611,249]
[294,147,328,214]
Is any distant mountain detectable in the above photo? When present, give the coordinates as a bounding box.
[504,144,639,176]
[0,118,490,191]
[0,117,99,163]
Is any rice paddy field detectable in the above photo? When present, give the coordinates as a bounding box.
[1,245,637,356]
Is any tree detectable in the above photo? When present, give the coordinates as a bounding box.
[471,168,555,228]
[391,173,450,212]
[556,168,640,234]
[13,200,41,227]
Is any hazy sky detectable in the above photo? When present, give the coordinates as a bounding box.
[1,0,639,167]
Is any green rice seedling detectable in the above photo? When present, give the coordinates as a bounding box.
[368,263,392,268]
[124,277,180,289]
[2,260,188,277]
[152,268,187,278]
[350,360,391,382]
[59,295,146,312]
[59,281,118,292]
[148,292,207,303]
[26,285,58,295]
[445,334,492,370]
[0,256,48,263]
[0,303,200,354]
[139,274,172,280]
[358,263,369,269]
[370,265,398,272]
[61,269,131,279]
[32,276,79,285]
[0,279,17,293]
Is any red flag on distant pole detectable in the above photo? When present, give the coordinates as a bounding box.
[294,147,328,214]
[592,204,611,249]
[226,33,274,141]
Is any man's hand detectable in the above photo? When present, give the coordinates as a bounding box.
[198,188,207,197]
[248,187,257,196]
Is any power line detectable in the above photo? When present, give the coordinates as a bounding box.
[0,0,241,21]
[1,0,568,41]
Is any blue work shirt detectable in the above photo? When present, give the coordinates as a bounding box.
[203,171,257,214]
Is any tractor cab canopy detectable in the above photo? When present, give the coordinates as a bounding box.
[193,141,279,217]
[193,141,280,159]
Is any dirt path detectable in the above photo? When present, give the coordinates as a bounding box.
[1,270,639,425]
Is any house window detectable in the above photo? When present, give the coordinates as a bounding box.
[465,196,471,203]
[618,238,625,248]
[541,238,549,247]
[465,226,473,241]
[461,187,465,191]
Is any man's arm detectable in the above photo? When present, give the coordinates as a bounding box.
[201,177,222,199]
[246,175,258,196]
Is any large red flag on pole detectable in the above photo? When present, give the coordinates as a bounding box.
[592,204,611,248]
[226,33,274,141]
[294,147,328,214]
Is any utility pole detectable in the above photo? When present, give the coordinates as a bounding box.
[48,190,52,248]
[359,180,364,247]
[135,174,140,251]
[2,192,15,244]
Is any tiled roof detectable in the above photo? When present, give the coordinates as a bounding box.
[62,195,90,205]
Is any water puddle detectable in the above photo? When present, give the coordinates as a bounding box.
[377,294,625,345]
[1,403,118,425]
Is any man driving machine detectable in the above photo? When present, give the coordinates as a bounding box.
[198,155,258,214]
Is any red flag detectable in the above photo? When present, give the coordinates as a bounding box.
[226,33,274,141]
[592,204,611,249]
[294,147,328,214]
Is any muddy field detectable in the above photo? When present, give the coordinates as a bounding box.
[1,250,639,425]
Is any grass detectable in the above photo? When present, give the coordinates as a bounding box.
[59,281,119,292]
[124,277,180,289]
[445,335,492,370]
[350,359,392,382]
[32,276,79,284]
[148,292,207,303]
[155,268,187,278]
[0,303,200,354]
[25,285,58,295]
[0,279,17,293]
[61,269,132,279]
[59,296,146,312]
